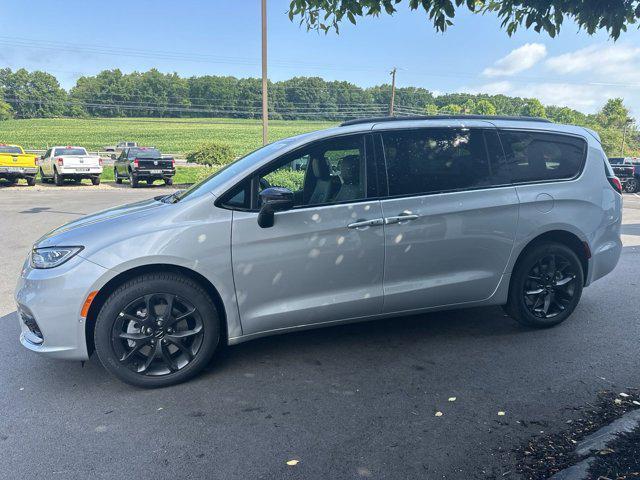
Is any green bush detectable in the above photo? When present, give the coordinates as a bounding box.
[186,142,235,166]
[264,169,305,192]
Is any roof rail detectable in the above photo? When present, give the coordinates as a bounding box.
[339,115,552,127]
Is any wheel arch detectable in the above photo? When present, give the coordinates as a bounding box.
[510,230,589,286]
[85,264,228,356]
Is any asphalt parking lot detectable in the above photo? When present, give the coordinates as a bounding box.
[1,184,640,479]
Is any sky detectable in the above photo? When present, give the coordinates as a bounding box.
[1,0,640,115]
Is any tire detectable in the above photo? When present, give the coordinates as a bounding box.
[7,177,18,185]
[129,171,138,188]
[91,176,101,186]
[164,177,173,186]
[94,272,220,388]
[625,178,639,193]
[115,168,122,184]
[505,242,583,328]
[39,168,49,183]
[53,169,64,186]
[26,176,36,186]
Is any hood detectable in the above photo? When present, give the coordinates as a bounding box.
[36,197,167,247]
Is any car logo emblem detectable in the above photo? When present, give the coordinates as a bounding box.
[154,160,158,165]
[80,159,84,163]
[12,157,18,162]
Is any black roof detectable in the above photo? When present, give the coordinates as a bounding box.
[339,115,553,127]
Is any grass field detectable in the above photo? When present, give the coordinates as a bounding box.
[0,117,336,156]
[100,165,219,184]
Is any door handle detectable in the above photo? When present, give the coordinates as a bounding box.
[385,213,420,225]
[347,218,384,229]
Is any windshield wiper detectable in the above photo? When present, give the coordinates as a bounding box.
[159,190,184,204]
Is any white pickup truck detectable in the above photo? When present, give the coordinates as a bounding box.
[39,146,103,186]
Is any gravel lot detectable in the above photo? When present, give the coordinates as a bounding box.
[1,186,639,480]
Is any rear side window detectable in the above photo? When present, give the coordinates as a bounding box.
[381,128,493,196]
[498,130,586,183]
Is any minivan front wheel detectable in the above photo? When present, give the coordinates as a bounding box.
[505,242,583,328]
[94,273,220,387]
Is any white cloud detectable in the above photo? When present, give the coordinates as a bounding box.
[464,81,618,113]
[545,43,640,84]
[545,44,640,82]
[482,43,547,77]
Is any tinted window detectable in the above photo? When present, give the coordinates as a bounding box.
[498,130,586,183]
[54,148,87,156]
[0,146,22,154]
[258,135,366,207]
[381,128,492,196]
[129,148,161,158]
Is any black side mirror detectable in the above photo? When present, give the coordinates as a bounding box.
[258,187,294,228]
[110,154,116,160]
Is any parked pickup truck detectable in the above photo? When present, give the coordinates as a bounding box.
[113,147,175,188]
[0,144,38,186]
[609,157,640,193]
[40,146,103,186]
[103,141,138,154]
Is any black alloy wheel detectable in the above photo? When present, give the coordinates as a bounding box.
[94,272,220,387]
[523,253,576,319]
[112,293,205,376]
[505,242,583,328]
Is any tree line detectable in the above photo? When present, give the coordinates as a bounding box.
[0,67,638,156]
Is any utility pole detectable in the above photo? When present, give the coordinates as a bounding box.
[621,120,631,157]
[261,0,268,145]
[389,67,397,116]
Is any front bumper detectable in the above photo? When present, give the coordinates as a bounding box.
[14,254,109,360]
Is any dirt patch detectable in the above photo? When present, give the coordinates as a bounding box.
[587,426,640,479]
[514,390,640,480]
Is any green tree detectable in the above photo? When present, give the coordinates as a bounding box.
[424,103,439,115]
[545,106,585,125]
[0,99,12,120]
[521,98,546,118]
[442,104,462,114]
[288,0,640,39]
[462,99,476,114]
[0,68,67,118]
[474,99,497,115]
[597,98,633,129]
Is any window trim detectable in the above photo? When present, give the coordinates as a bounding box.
[373,126,590,202]
[495,127,589,187]
[216,132,379,212]
[376,127,509,200]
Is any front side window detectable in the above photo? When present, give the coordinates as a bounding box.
[257,135,367,208]
[498,130,587,183]
[381,128,492,196]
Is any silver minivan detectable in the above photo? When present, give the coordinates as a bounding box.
[15,116,623,387]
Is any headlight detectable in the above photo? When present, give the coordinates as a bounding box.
[30,246,84,269]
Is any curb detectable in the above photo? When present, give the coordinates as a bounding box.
[549,408,640,480]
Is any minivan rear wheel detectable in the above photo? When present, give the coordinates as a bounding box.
[505,242,583,328]
[94,272,220,387]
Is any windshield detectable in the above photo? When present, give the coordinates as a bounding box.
[130,148,161,158]
[174,139,296,202]
[54,148,87,156]
[0,146,22,154]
